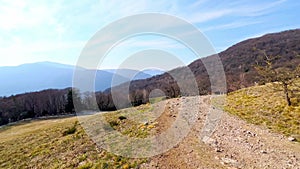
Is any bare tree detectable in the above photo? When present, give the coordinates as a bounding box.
[255,55,300,106]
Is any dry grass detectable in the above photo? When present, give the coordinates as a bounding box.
[0,115,147,168]
[103,103,157,139]
[224,81,300,140]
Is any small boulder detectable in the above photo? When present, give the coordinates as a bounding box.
[288,137,296,142]
[202,136,217,146]
[221,157,238,164]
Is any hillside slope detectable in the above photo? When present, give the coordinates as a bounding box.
[218,28,300,91]
[224,79,300,139]
[107,29,300,97]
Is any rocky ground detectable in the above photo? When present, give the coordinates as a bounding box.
[140,96,300,169]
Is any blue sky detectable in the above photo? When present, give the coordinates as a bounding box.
[0,0,299,70]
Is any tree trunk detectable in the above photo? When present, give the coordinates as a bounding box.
[283,83,291,106]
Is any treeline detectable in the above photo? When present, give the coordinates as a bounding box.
[81,72,183,111]
[0,78,182,126]
[0,88,70,125]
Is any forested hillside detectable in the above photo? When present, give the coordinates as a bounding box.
[105,29,300,100]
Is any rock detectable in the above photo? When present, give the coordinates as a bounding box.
[221,157,238,165]
[202,136,217,145]
[215,147,223,152]
[260,150,267,154]
[288,137,296,142]
[245,130,256,137]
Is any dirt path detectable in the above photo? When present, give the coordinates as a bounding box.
[140,96,300,169]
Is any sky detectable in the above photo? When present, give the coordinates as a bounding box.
[0,0,299,70]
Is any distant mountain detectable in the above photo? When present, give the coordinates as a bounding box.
[105,69,164,80]
[0,62,157,96]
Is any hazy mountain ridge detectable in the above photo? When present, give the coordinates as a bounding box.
[0,62,161,96]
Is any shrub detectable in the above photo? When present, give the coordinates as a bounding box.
[109,120,119,127]
[62,122,77,136]
[118,116,127,120]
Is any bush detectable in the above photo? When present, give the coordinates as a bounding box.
[62,122,77,136]
[118,116,127,120]
[109,120,119,127]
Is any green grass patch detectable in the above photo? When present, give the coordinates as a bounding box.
[149,96,166,104]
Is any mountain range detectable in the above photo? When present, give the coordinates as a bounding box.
[0,62,164,96]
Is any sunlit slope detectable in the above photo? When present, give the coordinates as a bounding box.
[225,80,300,139]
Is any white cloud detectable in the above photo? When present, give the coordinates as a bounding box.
[115,37,184,50]
[188,10,233,24]
[0,0,294,68]
[0,0,60,30]
[188,0,209,9]
[230,0,287,17]
[203,20,262,31]
[0,39,85,66]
